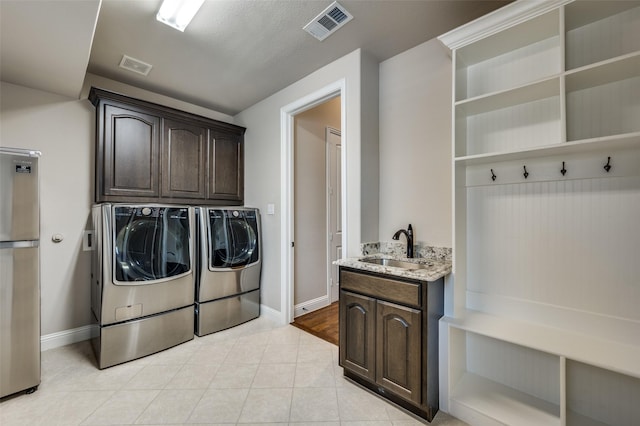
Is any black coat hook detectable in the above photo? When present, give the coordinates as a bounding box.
[491,169,496,181]
[604,157,612,172]
[523,165,529,179]
[561,161,567,176]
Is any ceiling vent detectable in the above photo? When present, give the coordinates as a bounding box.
[303,1,353,41]
[119,55,153,76]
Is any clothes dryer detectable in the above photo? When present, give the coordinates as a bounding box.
[196,207,261,336]
[91,204,195,368]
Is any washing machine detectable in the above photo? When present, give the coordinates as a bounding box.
[90,204,195,368]
[195,207,261,336]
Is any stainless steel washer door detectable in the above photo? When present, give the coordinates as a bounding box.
[114,206,191,283]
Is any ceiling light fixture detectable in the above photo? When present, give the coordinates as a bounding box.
[156,0,204,32]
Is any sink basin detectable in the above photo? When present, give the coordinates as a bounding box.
[359,258,433,270]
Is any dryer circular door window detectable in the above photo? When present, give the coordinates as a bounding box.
[208,209,259,268]
[114,206,191,282]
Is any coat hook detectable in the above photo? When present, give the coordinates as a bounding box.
[561,161,567,176]
[523,165,529,179]
[604,157,612,172]
[491,169,496,181]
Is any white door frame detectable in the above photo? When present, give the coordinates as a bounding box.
[326,126,341,304]
[280,79,346,324]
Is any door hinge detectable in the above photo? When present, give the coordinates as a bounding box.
[291,241,295,248]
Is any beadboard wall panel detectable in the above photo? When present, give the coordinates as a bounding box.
[566,75,640,141]
[466,333,560,405]
[565,4,640,70]
[464,37,561,100]
[464,96,561,155]
[466,176,640,321]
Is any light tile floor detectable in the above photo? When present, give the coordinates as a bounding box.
[0,317,468,426]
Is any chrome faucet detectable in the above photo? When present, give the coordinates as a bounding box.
[392,224,414,258]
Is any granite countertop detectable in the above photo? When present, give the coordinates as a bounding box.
[335,253,452,282]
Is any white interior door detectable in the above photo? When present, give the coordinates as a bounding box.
[327,127,342,303]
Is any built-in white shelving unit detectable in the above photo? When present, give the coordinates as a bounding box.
[438,1,640,424]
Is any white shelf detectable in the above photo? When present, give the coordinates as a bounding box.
[454,131,640,166]
[442,311,640,379]
[451,372,561,426]
[456,76,560,116]
[565,51,640,93]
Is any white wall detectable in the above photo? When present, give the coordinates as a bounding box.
[1,81,94,335]
[378,38,453,248]
[235,48,378,314]
[293,97,341,306]
[81,73,234,123]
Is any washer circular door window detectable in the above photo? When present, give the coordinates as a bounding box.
[114,206,191,282]
[209,210,258,268]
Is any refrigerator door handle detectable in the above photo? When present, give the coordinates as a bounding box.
[0,240,39,249]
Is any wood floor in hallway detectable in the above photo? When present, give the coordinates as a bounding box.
[291,302,339,346]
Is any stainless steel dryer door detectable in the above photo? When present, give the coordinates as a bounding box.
[208,209,259,269]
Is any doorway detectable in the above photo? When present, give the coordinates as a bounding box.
[293,98,341,318]
[279,79,346,325]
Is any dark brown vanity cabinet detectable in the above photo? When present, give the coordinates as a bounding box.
[90,87,245,205]
[339,267,444,421]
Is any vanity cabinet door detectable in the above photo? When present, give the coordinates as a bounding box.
[99,104,160,200]
[161,119,206,199]
[376,300,422,404]
[340,290,376,382]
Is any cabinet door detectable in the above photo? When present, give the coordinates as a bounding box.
[208,129,243,202]
[376,300,421,404]
[101,104,160,198]
[162,119,206,199]
[340,290,376,382]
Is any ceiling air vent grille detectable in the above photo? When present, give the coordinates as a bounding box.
[119,55,153,76]
[304,1,353,41]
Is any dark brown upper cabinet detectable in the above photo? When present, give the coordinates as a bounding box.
[162,118,206,200]
[100,103,161,199]
[90,87,245,205]
[207,128,243,201]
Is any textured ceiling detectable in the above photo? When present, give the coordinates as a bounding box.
[2,0,512,116]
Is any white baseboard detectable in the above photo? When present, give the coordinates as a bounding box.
[41,324,99,352]
[294,295,330,318]
[260,304,286,325]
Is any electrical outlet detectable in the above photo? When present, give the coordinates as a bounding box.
[83,231,94,251]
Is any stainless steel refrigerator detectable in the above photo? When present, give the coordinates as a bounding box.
[0,147,41,398]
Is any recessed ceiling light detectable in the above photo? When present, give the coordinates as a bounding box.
[156,0,205,32]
